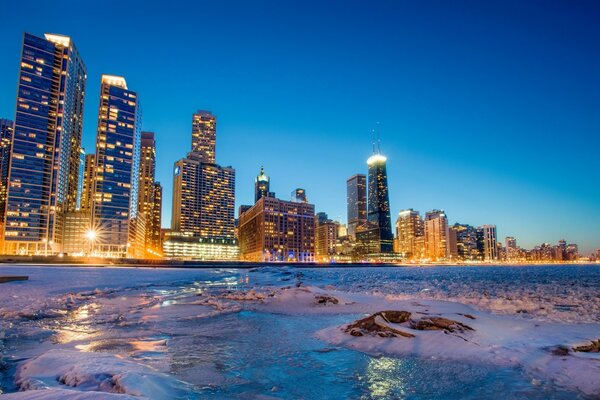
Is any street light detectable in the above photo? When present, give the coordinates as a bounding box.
[85,230,97,256]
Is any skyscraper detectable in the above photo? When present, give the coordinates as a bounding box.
[137,132,162,255]
[505,236,518,261]
[91,75,141,257]
[0,119,13,229]
[315,215,338,262]
[346,174,366,239]
[170,110,236,259]
[4,33,86,255]
[80,154,95,212]
[424,210,449,261]
[395,209,424,259]
[191,110,216,163]
[481,225,498,261]
[366,152,393,253]
[255,166,270,203]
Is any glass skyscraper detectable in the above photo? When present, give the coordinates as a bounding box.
[255,166,270,203]
[91,75,141,257]
[346,173,367,239]
[0,119,13,228]
[4,33,86,255]
[366,153,393,253]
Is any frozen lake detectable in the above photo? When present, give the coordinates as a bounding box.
[0,264,598,399]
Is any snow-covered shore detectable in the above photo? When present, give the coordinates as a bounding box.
[0,265,598,398]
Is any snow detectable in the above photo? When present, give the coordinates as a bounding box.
[1,264,599,398]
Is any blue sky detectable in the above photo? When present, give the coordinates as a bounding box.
[0,0,598,253]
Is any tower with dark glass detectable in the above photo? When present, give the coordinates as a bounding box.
[4,33,86,255]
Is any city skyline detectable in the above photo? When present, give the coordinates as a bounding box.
[0,1,599,253]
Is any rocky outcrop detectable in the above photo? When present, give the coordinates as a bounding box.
[315,295,339,305]
[573,339,600,353]
[410,316,474,333]
[344,311,415,338]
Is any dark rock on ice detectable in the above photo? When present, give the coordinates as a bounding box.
[344,311,414,338]
[573,339,600,353]
[410,317,474,333]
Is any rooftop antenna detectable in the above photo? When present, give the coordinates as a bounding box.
[371,128,376,154]
[376,121,381,154]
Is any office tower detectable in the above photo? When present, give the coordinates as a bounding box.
[424,210,449,261]
[170,110,237,259]
[255,166,270,203]
[191,110,216,163]
[80,154,95,212]
[4,33,86,255]
[346,174,366,239]
[137,132,162,255]
[238,196,315,262]
[395,209,424,259]
[481,225,498,261]
[91,75,141,257]
[315,213,338,262]
[366,151,393,253]
[505,236,518,261]
[565,243,579,261]
[292,188,307,203]
[448,225,459,259]
[0,119,13,228]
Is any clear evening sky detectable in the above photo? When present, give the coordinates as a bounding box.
[0,1,598,253]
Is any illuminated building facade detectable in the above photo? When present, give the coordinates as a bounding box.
[91,75,141,257]
[424,210,449,261]
[395,209,424,259]
[255,166,270,202]
[0,119,13,228]
[80,154,95,212]
[505,236,518,260]
[75,148,85,210]
[137,131,162,255]
[315,213,338,262]
[191,110,216,163]
[62,210,91,255]
[365,153,393,253]
[171,110,236,259]
[4,33,86,255]
[172,153,235,239]
[346,174,366,239]
[238,195,315,262]
[451,223,482,260]
[163,231,238,260]
[482,224,498,261]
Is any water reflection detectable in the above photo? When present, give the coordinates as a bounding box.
[365,356,407,398]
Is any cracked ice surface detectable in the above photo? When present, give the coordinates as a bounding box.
[0,264,598,399]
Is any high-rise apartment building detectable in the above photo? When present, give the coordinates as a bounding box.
[137,132,162,254]
[395,209,424,259]
[238,195,315,262]
[505,236,518,260]
[4,33,86,255]
[80,154,95,212]
[255,166,270,203]
[365,152,393,253]
[315,213,338,262]
[91,75,141,257]
[451,224,481,260]
[172,153,235,238]
[481,225,498,261]
[424,210,449,261]
[170,110,236,259]
[346,174,366,239]
[191,110,216,163]
[0,119,13,228]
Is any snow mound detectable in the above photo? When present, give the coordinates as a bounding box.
[14,349,190,399]
[1,388,138,399]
